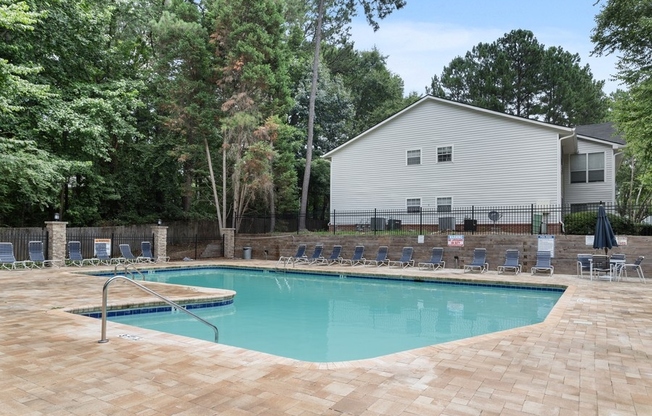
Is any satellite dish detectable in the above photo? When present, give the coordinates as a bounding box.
[488,210,502,223]
[488,210,502,233]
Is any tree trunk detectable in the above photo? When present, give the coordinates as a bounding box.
[298,0,325,231]
[204,137,223,232]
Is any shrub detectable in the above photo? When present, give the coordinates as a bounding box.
[563,211,635,235]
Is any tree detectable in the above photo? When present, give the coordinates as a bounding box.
[298,0,406,231]
[592,0,652,213]
[430,29,607,126]
[211,0,292,231]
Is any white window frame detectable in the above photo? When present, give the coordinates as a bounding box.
[406,198,421,213]
[437,197,452,213]
[406,149,421,166]
[571,152,605,183]
[437,145,453,163]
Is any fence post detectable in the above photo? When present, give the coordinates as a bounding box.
[374,208,377,235]
[110,232,115,257]
[333,210,336,235]
[151,226,167,261]
[222,228,235,258]
[531,204,534,235]
[471,206,475,235]
[419,209,423,235]
[45,220,67,263]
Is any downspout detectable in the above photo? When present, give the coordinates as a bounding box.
[558,130,576,234]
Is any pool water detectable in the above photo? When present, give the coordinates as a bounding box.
[108,267,563,362]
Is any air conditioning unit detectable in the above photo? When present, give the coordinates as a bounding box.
[370,217,386,231]
[439,217,455,231]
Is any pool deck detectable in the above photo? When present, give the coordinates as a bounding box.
[1,260,651,415]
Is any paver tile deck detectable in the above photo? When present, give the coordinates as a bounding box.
[1,260,651,415]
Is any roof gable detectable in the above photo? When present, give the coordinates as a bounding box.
[323,95,574,159]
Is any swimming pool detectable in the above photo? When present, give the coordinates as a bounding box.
[101,267,563,362]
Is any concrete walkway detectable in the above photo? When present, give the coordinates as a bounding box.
[1,260,651,415]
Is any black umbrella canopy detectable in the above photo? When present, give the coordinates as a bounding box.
[593,205,618,255]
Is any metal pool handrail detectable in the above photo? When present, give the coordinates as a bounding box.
[114,263,146,280]
[98,275,219,344]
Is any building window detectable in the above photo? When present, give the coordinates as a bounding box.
[437,197,452,212]
[570,203,601,213]
[437,146,452,162]
[407,198,421,213]
[571,152,604,183]
[407,149,421,165]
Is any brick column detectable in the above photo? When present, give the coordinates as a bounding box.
[45,221,67,264]
[152,225,168,261]
[222,228,235,259]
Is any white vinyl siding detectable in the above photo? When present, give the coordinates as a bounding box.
[326,97,575,212]
[563,139,616,205]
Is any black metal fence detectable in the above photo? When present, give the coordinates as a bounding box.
[65,231,155,260]
[0,228,48,261]
[237,204,652,236]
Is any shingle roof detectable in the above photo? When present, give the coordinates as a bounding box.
[575,122,625,145]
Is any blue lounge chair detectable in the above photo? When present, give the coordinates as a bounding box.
[278,244,307,265]
[364,246,389,267]
[27,241,62,268]
[118,244,139,264]
[139,241,169,263]
[463,248,488,273]
[342,245,365,266]
[315,245,343,265]
[497,249,521,274]
[389,247,414,268]
[295,244,324,265]
[67,241,96,267]
[0,242,28,269]
[418,247,445,270]
[95,242,115,265]
[531,251,554,276]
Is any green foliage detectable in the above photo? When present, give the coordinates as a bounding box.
[563,211,635,235]
[591,0,652,85]
[430,29,608,126]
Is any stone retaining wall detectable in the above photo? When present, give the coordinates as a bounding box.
[234,233,652,276]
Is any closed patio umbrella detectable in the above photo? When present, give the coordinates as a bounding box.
[593,205,618,255]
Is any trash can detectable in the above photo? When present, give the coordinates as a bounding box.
[243,247,252,260]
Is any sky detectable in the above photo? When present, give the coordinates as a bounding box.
[350,0,622,96]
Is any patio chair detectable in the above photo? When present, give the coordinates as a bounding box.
[137,241,155,263]
[118,244,139,264]
[576,254,592,278]
[589,254,612,281]
[497,249,521,274]
[609,253,626,279]
[620,256,645,283]
[95,242,115,265]
[531,251,554,276]
[277,244,307,266]
[27,241,62,268]
[294,244,324,265]
[315,245,343,266]
[0,242,28,270]
[364,246,390,267]
[418,247,445,270]
[67,241,97,267]
[463,248,488,273]
[388,247,414,268]
[341,245,365,266]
